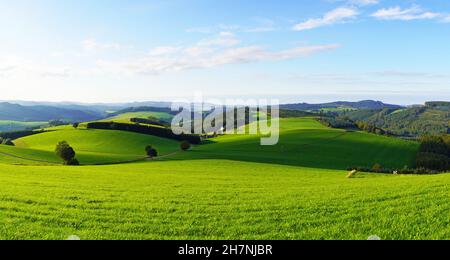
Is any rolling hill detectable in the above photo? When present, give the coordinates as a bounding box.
[281,100,403,111]
[0,128,179,165]
[343,102,450,136]
[0,117,418,170]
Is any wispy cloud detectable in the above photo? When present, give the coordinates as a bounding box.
[95,43,340,76]
[371,5,441,21]
[293,7,359,31]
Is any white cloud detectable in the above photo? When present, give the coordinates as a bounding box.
[371,6,441,21]
[95,44,340,76]
[82,39,124,52]
[293,7,359,31]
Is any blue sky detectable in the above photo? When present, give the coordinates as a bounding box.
[0,0,449,104]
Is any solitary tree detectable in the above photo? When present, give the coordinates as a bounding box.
[145,145,158,159]
[73,122,80,129]
[55,141,79,165]
[180,140,191,151]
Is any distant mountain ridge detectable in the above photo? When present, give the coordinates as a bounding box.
[280,100,404,111]
[0,102,102,122]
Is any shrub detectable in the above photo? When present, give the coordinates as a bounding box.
[55,141,78,165]
[145,145,158,158]
[180,140,191,151]
[73,123,80,128]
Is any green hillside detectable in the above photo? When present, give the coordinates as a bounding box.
[2,129,179,165]
[181,118,419,170]
[344,105,450,136]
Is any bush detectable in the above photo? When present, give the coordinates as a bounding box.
[73,123,80,128]
[145,145,158,158]
[55,141,78,165]
[180,141,191,151]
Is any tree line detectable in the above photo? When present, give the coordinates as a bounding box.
[86,122,202,144]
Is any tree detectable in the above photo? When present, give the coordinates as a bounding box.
[180,140,191,151]
[55,141,78,165]
[73,122,80,128]
[145,145,158,158]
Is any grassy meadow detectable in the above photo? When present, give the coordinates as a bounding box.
[0,117,448,240]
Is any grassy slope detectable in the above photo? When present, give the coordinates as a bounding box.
[2,129,179,165]
[182,118,419,170]
[0,160,448,240]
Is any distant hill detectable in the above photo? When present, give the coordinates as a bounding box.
[0,102,102,122]
[343,102,450,137]
[281,100,403,111]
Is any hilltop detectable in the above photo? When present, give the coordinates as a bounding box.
[342,102,450,136]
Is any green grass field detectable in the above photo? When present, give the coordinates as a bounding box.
[0,160,448,240]
[0,117,448,240]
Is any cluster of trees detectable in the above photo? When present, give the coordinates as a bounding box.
[86,122,202,144]
[55,141,79,165]
[318,116,394,136]
[355,121,392,136]
[416,135,450,171]
[317,116,358,130]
